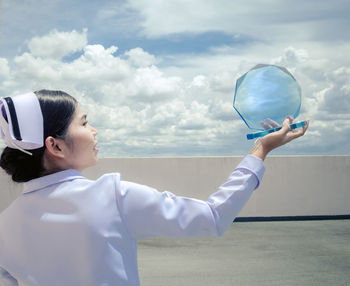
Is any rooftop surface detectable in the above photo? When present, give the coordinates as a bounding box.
[138,219,350,286]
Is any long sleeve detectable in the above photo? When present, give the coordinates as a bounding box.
[0,267,18,286]
[116,155,265,240]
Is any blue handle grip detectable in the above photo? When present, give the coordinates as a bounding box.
[246,120,307,140]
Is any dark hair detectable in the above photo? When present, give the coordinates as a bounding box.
[0,90,78,182]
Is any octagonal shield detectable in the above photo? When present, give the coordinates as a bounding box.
[233,64,306,139]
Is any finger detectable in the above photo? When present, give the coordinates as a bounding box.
[260,121,271,130]
[287,119,309,140]
[294,119,309,135]
[279,117,292,135]
[301,119,310,133]
[265,118,280,128]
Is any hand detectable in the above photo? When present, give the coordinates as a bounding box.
[249,116,310,160]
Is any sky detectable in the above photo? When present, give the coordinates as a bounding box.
[0,0,349,157]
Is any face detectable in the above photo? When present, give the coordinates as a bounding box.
[62,105,98,172]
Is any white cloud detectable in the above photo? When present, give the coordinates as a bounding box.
[319,67,350,114]
[209,99,235,121]
[13,53,62,82]
[271,47,309,69]
[64,45,131,82]
[1,0,349,157]
[124,47,156,67]
[189,75,208,89]
[128,66,182,102]
[0,58,10,77]
[28,29,88,59]
[1,27,350,156]
[178,101,210,130]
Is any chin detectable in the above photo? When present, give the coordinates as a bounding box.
[78,158,99,172]
[92,157,99,166]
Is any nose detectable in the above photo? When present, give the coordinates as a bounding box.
[90,125,98,136]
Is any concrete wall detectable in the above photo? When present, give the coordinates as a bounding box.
[1,156,349,217]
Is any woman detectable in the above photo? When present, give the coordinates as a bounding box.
[0,90,308,286]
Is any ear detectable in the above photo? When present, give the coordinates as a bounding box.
[44,136,67,159]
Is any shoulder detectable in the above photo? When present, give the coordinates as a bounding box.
[92,172,122,189]
[93,173,153,195]
[81,173,124,201]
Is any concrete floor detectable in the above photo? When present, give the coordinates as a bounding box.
[138,220,350,286]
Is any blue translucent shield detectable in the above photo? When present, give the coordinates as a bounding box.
[233,64,302,131]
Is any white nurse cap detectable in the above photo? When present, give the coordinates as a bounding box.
[0,92,44,156]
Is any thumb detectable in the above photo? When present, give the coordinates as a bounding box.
[279,116,293,135]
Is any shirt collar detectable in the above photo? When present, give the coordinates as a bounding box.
[23,169,85,194]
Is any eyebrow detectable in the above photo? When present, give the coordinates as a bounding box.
[80,114,87,121]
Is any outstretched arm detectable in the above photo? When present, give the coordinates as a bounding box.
[117,117,309,239]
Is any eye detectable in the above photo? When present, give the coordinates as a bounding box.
[83,121,88,126]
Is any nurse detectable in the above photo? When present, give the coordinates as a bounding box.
[0,90,309,286]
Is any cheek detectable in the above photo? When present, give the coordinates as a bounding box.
[71,131,93,150]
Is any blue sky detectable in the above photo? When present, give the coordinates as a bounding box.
[1,0,350,157]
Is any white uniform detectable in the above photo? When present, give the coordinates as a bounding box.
[0,155,264,286]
